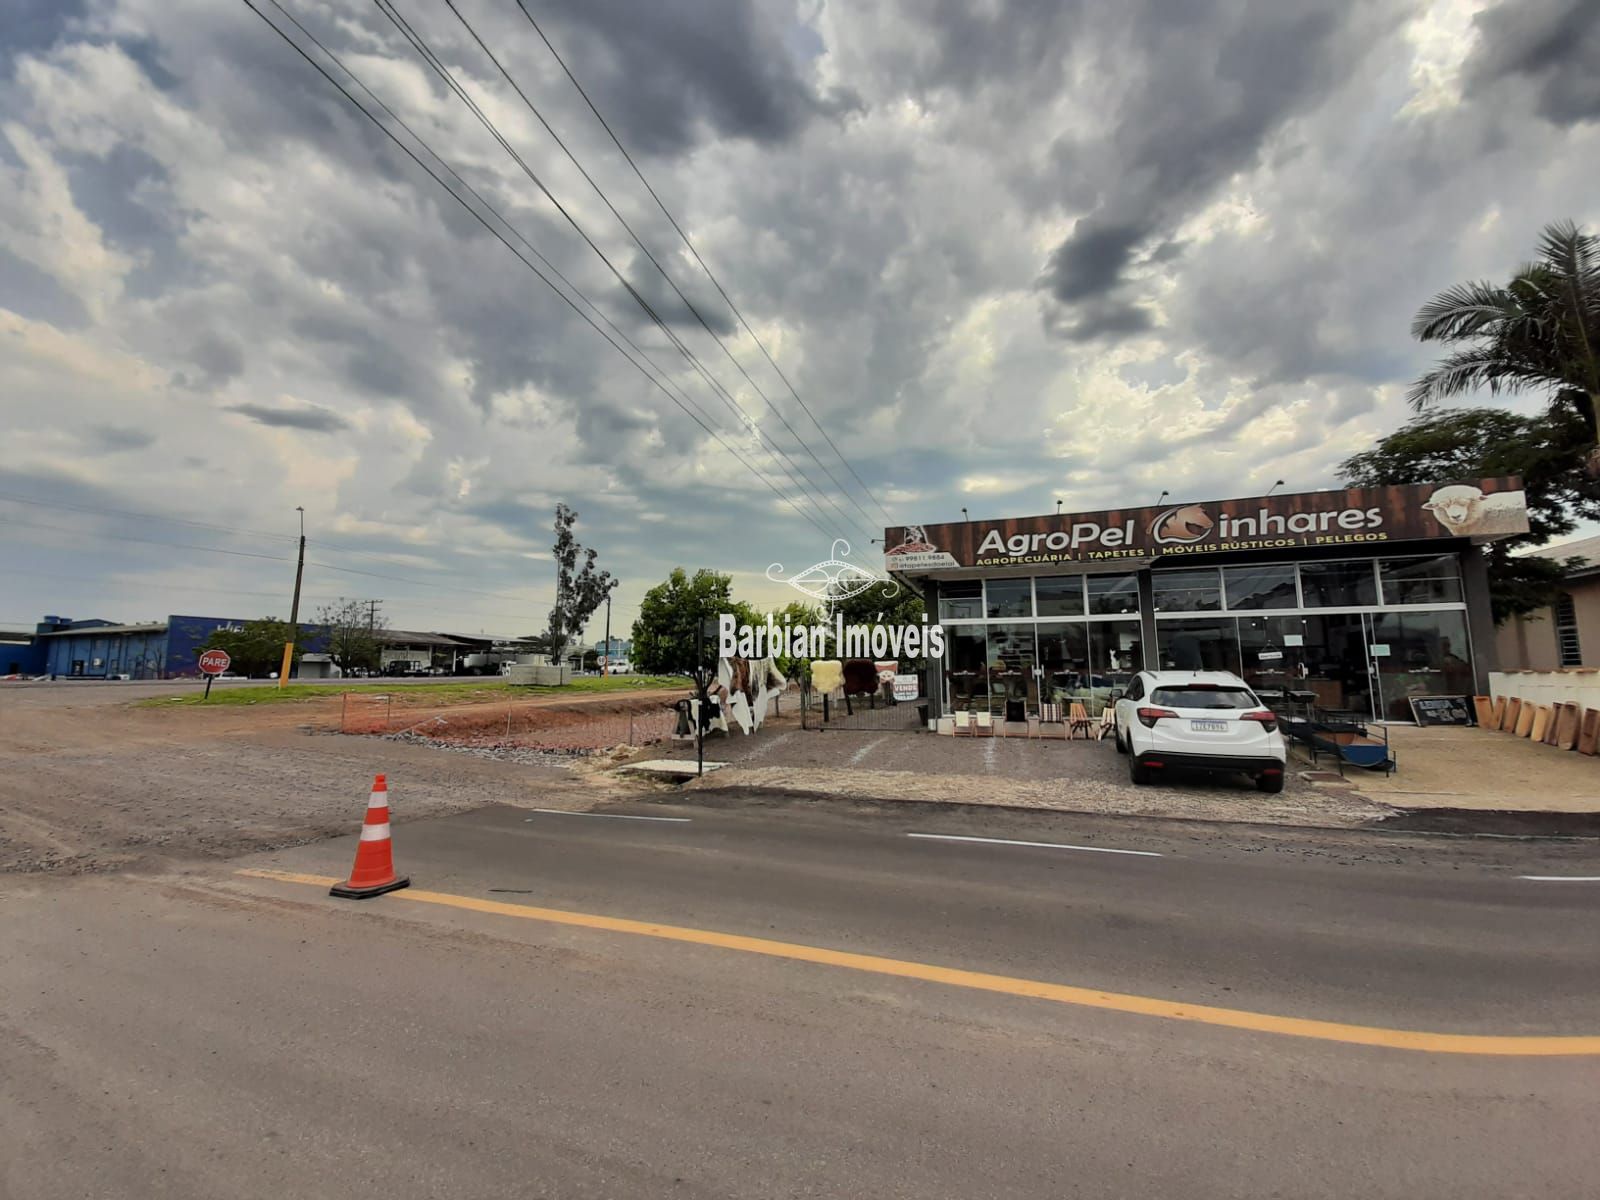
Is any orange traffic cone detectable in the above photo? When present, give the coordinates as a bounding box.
[330,774,410,899]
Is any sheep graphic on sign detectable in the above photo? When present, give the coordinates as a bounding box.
[1421,485,1529,538]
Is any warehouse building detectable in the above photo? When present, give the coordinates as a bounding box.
[35,614,304,679]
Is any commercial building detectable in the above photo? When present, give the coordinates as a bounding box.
[1495,535,1600,670]
[35,614,316,679]
[886,478,1528,723]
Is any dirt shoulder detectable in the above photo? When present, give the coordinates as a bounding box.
[0,685,682,875]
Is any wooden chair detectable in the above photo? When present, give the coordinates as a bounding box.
[974,711,995,737]
[1038,701,1065,740]
[953,710,972,737]
[1067,701,1093,740]
[1096,708,1116,740]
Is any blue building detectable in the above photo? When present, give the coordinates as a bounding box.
[3,616,118,677]
[36,614,320,679]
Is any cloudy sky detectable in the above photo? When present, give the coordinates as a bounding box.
[2,0,1596,640]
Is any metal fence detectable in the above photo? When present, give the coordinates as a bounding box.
[801,683,928,732]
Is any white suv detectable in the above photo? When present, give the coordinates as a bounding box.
[1112,670,1287,793]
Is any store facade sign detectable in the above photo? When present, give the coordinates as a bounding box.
[882,479,1528,571]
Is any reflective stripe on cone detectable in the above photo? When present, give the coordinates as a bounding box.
[330,773,410,899]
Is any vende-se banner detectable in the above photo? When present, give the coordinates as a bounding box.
[883,478,1528,571]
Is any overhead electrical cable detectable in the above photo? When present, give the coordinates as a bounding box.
[241,0,842,545]
[0,490,297,544]
[511,0,895,526]
[373,0,870,548]
[439,0,881,544]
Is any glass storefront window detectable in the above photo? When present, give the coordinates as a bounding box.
[1153,568,1222,612]
[1299,561,1378,607]
[1380,556,1463,606]
[1368,610,1473,721]
[1156,619,1239,672]
[986,579,1034,618]
[1295,614,1374,716]
[1087,572,1139,615]
[1037,622,1090,705]
[985,622,1038,718]
[1224,563,1297,610]
[938,581,983,622]
[1035,575,1085,617]
[1089,620,1143,709]
[1237,615,1305,694]
[945,626,987,711]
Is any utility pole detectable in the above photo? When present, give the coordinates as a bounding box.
[602,592,611,677]
[277,506,305,689]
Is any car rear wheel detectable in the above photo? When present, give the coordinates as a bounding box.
[1129,755,1152,785]
[1256,770,1284,794]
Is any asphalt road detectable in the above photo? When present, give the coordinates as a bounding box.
[4,796,1598,1198]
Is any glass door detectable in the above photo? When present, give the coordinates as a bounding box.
[1368,610,1473,721]
[986,622,1038,720]
[1292,614,1375,718]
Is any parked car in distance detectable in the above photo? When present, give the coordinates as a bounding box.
[1112,670,1286,793]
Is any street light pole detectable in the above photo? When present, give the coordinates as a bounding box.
[277,506,305,689]
[602,592,612,677]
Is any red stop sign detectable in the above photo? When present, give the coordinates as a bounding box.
[199,649,232,675]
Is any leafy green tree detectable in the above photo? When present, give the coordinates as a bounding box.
[630,568,757,675]
[201,618,301,678]
[316,597,386,673]
[1339,407,1599,621]
[765,598,823,679]
[546,504,617,665]
[1410,221,1600,470]
[827,579,926,630]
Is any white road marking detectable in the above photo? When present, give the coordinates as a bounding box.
[906,832,1161,858]
[526,809,691,823]
[1518,875,1600,882]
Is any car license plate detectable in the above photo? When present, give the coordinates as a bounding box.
[1190,719,1228,732]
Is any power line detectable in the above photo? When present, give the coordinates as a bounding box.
[245,0,842,547]
[374,0,868,549]
[512,0,894,526]
[439,0,881,546]
[0,490,297,544]
[1,513,295,564]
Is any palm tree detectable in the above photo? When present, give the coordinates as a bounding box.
[1409,220,1600,471]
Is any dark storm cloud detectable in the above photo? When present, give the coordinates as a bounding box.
[1040,220,1144,303]
[536,0,825,155]
[1466,0,1600,126]
[223,401,351,433]
[1027,0,1397,338]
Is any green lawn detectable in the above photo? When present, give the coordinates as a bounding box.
[137,674,690,707]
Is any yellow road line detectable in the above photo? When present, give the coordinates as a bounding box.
[235,868,1600,1056]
